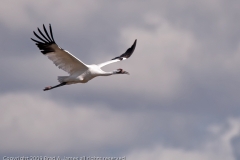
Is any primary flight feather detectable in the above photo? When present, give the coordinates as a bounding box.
[31,24,137,91]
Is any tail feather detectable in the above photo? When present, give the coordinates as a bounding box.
[58,76,68,83]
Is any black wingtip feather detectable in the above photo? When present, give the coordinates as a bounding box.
[130,39,137,53]
[31,38,41,43]
[111,39,137,60]
[49,24,55,43]
[33,31,49,43]
[31,24,57,55]
[43,24,54,43]
[38,27,50,43]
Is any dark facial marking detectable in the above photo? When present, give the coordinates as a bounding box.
[117,68,123,73]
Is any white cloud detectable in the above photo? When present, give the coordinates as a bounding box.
[127,118,240,160]
[115,16,198,100]
[0,0,99,31]
[0,92,153,154]
[127,146,233,160]
[1,92,240,159]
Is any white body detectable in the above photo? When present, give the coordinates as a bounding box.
[61,64,112,84]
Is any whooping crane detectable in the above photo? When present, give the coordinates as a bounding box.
[31,24,137,91]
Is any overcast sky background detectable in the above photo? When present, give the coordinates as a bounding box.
[1,0,240,159]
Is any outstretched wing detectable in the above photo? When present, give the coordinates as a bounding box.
[97,39,137,68]
[31,24,88,75]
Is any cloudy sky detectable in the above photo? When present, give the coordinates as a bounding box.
[1,0,240,159]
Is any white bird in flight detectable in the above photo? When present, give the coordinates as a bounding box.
[31,24,137,91]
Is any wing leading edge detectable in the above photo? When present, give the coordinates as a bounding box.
[98,39,137,68]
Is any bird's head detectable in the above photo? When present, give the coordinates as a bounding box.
[115,68,129,75]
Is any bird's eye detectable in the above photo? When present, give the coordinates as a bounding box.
[117,69,122,73]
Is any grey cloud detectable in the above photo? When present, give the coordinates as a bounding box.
[1,93,239,157]
[1,0,240,159]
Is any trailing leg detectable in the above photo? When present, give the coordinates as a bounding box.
[43,82,67,91]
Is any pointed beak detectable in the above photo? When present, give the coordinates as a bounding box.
[124,71,130,75]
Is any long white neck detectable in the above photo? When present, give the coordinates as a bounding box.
[99,71,116,76]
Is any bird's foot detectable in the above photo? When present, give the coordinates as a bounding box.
[43,86,52,91]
